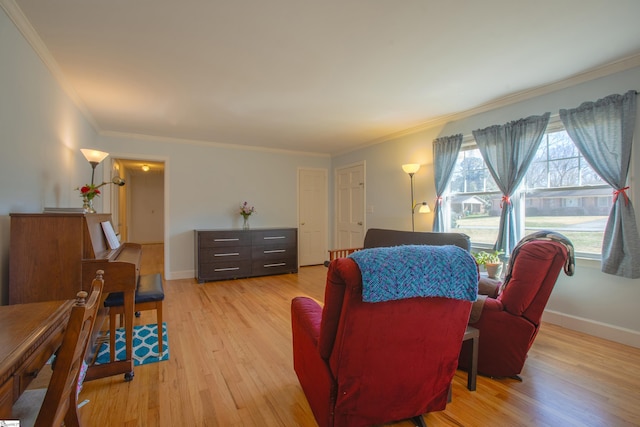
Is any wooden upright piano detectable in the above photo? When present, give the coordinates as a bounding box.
[9,213,141,380]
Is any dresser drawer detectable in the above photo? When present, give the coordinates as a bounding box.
[251,257,298,276]
[199,246,252,262]
[198,260,252,281]
[252,229,296,246]
[198,230,251,248]
[252,244,295,261]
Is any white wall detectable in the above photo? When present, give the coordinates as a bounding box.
[0,8,100,304]
[94,135,330,278]
[332,64,640,347]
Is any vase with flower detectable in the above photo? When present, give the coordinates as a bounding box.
[76,177,126,213]
[77,184,102,213]
[239,201,255,230]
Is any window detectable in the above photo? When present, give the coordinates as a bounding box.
[446,126,611,257]
[447,149,500,246]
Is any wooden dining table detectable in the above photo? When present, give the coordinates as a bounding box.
[0,299,74,418]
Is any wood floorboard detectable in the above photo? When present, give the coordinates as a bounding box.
[75,244,640,426]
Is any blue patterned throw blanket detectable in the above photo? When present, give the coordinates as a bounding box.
[349,245,478,303]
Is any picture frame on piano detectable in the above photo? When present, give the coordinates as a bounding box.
[101,221,121,250]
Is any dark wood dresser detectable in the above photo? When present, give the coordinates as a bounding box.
[195,228,298,283]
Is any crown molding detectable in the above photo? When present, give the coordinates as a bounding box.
[100,130,331,158]
[1,0,99,131]
[354,53,640,151]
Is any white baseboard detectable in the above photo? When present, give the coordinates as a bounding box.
[165,270,195,280]
[543,309,640,349]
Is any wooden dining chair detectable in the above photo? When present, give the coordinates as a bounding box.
[13,270,105,427]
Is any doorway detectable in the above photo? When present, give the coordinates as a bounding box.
[335,162,365,249]
[298,168,328,266]
[114,159,165,244]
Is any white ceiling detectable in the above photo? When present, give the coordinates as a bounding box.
[6,0,640,155]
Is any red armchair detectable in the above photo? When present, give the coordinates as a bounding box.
[291,246,477,427]
[458,234,574,379]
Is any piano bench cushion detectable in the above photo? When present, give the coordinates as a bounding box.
[104,273,164,307]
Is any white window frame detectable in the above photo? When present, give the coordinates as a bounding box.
[445,118,613,259]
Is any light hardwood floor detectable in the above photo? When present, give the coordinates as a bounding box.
[75,244,640,426]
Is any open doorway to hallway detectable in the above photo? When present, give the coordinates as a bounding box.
[113,159,165,244]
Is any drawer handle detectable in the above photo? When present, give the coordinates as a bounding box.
[214,253,240,257]
[264,263,286,268]
[264,249,285,254]
[264,236,285,240]
[214,267,240,272]
[214,238,240,242]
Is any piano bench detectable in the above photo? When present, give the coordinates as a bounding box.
[104,273,165,362]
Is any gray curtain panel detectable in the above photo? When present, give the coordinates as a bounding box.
[560,90,640,278]
[432,134,463,232]
[472,113,551,255]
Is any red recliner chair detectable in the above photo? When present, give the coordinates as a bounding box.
[458,232,574,379]
[292,245,477,427]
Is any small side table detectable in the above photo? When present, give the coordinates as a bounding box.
[463,326,479,391]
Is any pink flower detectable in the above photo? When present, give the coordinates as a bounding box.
[239,201,256,217]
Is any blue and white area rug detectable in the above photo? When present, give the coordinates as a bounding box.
[96,322,169,366]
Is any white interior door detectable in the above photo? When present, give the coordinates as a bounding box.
[336,163,365,249]
[298,168,328,266]
[129,170,164,243]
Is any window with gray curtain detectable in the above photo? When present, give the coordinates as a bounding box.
[560,90,640,278]
[446,124,613,258]
[432,134,463,232]
[472,113,551,255]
